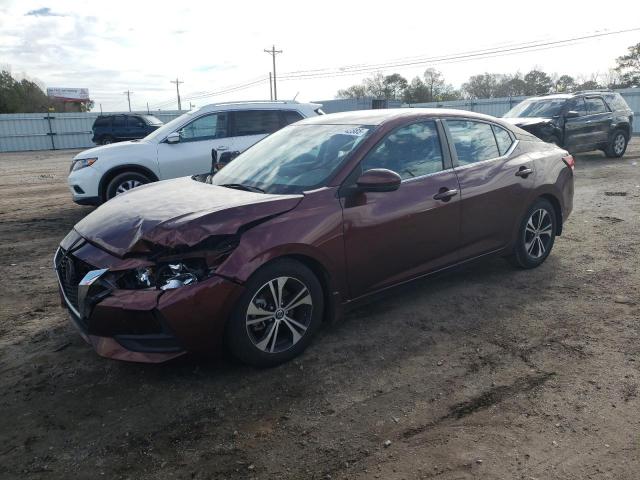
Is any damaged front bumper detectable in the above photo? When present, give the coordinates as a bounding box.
[53,238,244,363]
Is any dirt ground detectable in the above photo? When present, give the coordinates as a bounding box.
[0,140,639,480]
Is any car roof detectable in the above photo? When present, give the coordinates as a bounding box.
[196,100,321,113]
[297,108,508,126]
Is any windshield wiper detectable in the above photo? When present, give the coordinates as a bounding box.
[220,183,265,193]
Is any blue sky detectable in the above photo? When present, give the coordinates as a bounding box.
[1,0,639,112]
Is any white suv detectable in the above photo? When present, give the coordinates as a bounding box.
[67,101,323,205]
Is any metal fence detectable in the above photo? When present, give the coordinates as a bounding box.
[404,88,640,133]
[2,88,639,153]
[0,110,184,153]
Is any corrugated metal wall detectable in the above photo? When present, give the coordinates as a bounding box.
[404,88,640,133]
[0,110,184,153]
[2,90,638,152]
[313,98,403,114]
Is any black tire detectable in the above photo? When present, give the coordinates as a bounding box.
[605,130,627,158]
[101,135,115,145]
[104,171,150,201]
[508,198,557,269]
[226,258,324,368]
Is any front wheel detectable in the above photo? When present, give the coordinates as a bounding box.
[605,130,627,158]
[226,259,324,367]
[104,171,150,201]
[508,198,557,269]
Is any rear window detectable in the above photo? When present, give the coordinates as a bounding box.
[112,115,126,127]
[447,120,500,165]
[492,125,514,156]
[142,115,163,125]
[282,110,304,126]
[585,97,608,115]
[605,94,630,111]
[93,116,111,127]
[233,110,281,136]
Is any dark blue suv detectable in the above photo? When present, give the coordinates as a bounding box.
[91,114,163,145]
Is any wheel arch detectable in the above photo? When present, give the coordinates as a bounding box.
[99,164,159,202]
[539,193,563,236]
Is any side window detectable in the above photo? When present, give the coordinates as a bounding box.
[570,98,587,116]
[282,110,304,127]
[112,115,126,128]
[179,112,228,142]
[492,125,514,156]
[128,116,146,128]
[233,110,281,136]
[446,120,500,165]
[361,121,444,180]
[585,97,609,115]
[93,116,110,127]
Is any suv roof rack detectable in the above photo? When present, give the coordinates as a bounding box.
[204,100,302,107]
[573,89,614,95]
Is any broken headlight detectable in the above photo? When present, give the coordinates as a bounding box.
[121,259,211,290]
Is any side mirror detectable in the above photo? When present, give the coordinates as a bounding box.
[565,110,580,119]
[166,132,180,144]
[356,168,401,192]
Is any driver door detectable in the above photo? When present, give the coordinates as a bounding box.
[156,112,235,179]
[341,120,461,298]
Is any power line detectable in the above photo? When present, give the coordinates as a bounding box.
[123,90,132,111]
[170,77,184,110]
[278,27,640,81]
[264,45,283,100]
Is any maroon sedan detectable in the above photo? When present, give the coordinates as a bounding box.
[55,109,574,367]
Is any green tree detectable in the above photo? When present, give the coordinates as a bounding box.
[614,42,640,87]
[462,73,500,99]
[523,70,553,96]
[555,75,576,93]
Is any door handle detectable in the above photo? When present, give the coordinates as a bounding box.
[433,188,458,201]
[217,146,229,151]
[515,166,533,178]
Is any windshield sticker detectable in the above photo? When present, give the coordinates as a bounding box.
[340,127,368,137]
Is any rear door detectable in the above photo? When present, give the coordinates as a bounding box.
[445,118,533,259]
[563,98,590,152]
[125,116,148,140]
[156,111,235,179]
[112,115,127,140]
[229,109,283,153]
[342,120,461,298]
[584,96,612,146]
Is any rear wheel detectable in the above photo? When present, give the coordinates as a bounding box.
[605,130,627,158]
[104,171,150,201]
[226,259,324,368]
[508,198,557,269]
[101,135,115,145]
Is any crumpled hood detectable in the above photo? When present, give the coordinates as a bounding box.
[502,117,551,128]
[74,177,303,257]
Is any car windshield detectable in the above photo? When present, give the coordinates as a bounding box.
[143,115,163,125]
[505,99,566,118]
[143,110,198,142]
[210,124,374,194]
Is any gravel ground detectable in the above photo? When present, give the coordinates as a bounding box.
[0,141,639,480]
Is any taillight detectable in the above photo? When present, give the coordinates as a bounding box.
[562,155,575,172]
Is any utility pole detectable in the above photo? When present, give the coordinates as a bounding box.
[264,45,282,100]
[123,90,132,112]
[268,72,273,100]
[170,77,183,111]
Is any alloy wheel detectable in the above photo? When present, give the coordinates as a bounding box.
[613,133,626,156]
[115,179,142,195]
[246,276,313,354]
[524,209,553,259]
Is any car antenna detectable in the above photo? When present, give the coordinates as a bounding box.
[292,92,299,101]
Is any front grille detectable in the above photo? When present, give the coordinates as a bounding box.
[55,248,94,313]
